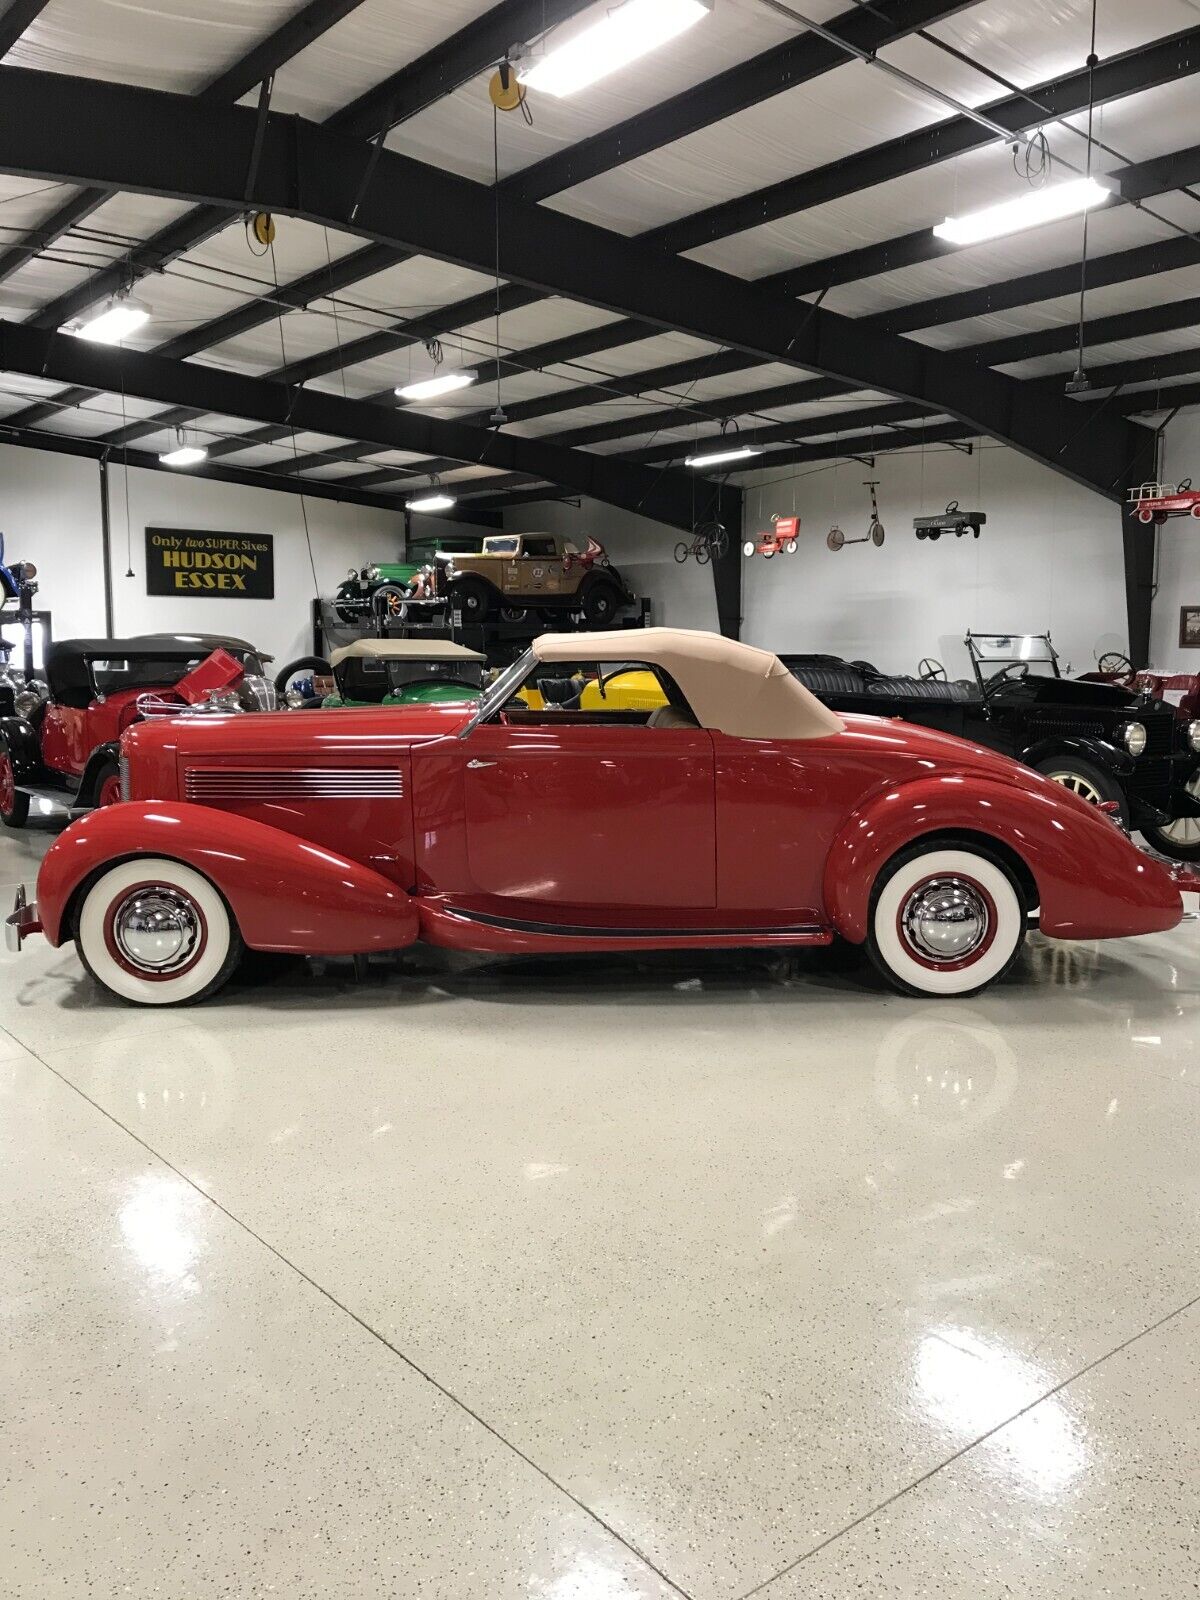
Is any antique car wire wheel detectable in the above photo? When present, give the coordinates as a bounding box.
[1142,772,1200,860]
[76,858,242,1006]
[868,847,1024,997]
[0,750,29,828]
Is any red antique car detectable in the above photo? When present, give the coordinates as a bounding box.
[7,629,1198,1006]
[0,634,274,827]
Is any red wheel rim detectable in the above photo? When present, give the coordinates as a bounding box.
[895,873,998,973]
[0,753,15,816]
[98,774,122,807]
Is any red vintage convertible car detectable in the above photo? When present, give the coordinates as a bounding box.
[7,629,1197,1006]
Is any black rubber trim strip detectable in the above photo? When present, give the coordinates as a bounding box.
[446,907,825,938]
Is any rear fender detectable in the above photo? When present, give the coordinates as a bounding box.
[0,716,44,783]
[35,801,419,953]
[75,741,120,808]
[822,774,1181,944]
[1017,734,1133,776]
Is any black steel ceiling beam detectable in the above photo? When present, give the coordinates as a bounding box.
[0,320,705,529]
[1041,347,1200,395]
[0,420,437,516]
[505,0,973,203]
[969,294,1200,369]
[0,0,374,293]
[629,400,930,463]
[0,68,1149,500]
[642,25,1200,257]
[0,0,48,54]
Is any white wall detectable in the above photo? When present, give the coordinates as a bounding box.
[0,446,106,642]
[0,444,408,665]
[502,497,719,630]
[740,441,1129,678]
[1149,412,1200,670]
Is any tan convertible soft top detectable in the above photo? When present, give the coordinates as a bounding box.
[531,628,844,740]
[330,638,485,667]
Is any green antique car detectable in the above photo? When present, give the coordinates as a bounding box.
[335,536,480,622]
[323,639,486,707]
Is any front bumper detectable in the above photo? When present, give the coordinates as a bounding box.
[5,885,41,952]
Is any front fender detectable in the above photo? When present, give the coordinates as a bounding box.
[822,773,1181,944]
[1017,734,1133,776]
[35,801,419,953]
[0,715,43,782]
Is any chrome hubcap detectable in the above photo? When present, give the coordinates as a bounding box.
[901,877,990,963]
[112,888,200,973]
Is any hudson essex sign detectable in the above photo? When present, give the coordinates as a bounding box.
[145,529,275,599]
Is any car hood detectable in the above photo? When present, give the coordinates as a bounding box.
[124,702,474,763]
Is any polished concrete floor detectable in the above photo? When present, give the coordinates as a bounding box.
[3,813,1199,1598]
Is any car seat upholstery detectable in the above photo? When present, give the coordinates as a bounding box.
[647,705,699,729]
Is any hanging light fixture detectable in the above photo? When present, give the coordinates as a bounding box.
[518,0,713,97]
[159,427,207,468]
[685,444,761,468]
[407,489,457,512]
[933,177,1111,247]
[396,368,478,402]
[71,294,150,344]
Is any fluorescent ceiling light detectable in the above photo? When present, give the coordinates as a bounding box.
[72,297,150,344]
[684,444,761,468]
[408,492,457,511]
[933,177,1112,247]
[396,369,477,402]
[159,444,208,468]
[518,0,712,97]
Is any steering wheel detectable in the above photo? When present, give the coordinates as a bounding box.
[982,661,1029,698]
[918,657,947,682]
[274,656,331,708]
[1097,651,1134,678]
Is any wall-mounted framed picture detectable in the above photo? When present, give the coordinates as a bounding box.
[145,528,275,599]
[1180,606,1200,649]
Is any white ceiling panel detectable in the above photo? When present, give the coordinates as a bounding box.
[357,447,432,467]
[6,0,300,92]
[386,0,821,184]
[261,0,487,123]
[686,71,1200,281]
[297,461,384,482]
[217,443,298,469]
[179,217,367,302]
[998,325,1200,380]
[346,256,496,318]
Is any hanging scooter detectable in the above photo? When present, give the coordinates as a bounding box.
[827,482,886,551]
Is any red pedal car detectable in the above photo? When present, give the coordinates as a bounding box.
[743,516,800,558]
[7,629,1198,1006]
[1127,480,1200,524]
[0,634,274,828]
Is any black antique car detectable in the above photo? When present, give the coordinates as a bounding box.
[783,631,1200,859]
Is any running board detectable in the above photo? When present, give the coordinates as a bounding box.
[418,898,833,954]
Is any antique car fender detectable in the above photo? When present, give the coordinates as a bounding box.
[1015,732,1134,776]
[34,801,419,953]
[0,715,44,782]
[822,773,1182,944]
[75,740,121,807]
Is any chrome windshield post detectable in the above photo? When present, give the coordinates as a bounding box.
[458,647,537,739]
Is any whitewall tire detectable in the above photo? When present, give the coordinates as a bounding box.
[75,858,242,1006]
[867,845,1025,998]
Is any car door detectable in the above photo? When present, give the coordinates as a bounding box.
[461,719,716,908]
[520,535,564,598]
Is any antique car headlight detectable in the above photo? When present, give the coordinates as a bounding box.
[367,564,382,582]
[347,566,358,579]
[1122,720,1147,756]
[285,688,305,709]
[1188,719,1200,752]
[13,687,41,718]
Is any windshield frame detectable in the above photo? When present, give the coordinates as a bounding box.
[458,648,536,738]
[965,631,1060,691]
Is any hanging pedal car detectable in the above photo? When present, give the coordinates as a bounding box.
[914,499,986,541]
[827,482,885,551]
[743,515,800,558]
[1127,479,1200,524]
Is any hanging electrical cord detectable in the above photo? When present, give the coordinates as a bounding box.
[267,238,322,601]
[1067,0,1101,396]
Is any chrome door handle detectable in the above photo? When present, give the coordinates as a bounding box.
[467,758,496,769]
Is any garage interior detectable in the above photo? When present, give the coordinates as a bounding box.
[3,0,1200,1594]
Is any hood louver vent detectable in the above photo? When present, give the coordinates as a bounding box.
[184,767,404,801]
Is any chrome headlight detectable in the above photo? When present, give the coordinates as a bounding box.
[1188,720,1200,752]
[13,688,41,718]
[1122,720,1147,756]
[367,564,382,582]
[285,688,305,709]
